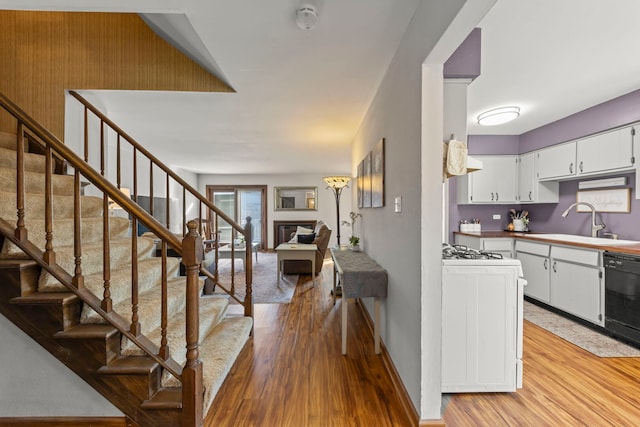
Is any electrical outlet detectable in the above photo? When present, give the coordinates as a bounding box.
[493,214,501,220]
[394,196,402,213]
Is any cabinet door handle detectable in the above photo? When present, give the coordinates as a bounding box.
[579,161,583,173]
[491,192,494,201]
[544,259,548,270]
[569,163,574,174]
[529,191,532,201]
[553,261,557,273]
[496,192,499,201]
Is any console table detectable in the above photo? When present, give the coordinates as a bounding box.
[330,248,388,355]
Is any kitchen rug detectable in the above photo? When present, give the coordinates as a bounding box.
[524,301,640,357]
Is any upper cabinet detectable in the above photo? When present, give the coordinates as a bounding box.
[537,141,577,180]
[576,126,634,175]
[517,153,558,203]
[457,155,518,204]
[538,126,635,181]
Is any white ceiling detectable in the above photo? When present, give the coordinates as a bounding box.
[5,0,640,173]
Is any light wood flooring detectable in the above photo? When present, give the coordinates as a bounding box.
[205,260,640,426]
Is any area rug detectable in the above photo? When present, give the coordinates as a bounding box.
[524,301,640,357]
[209,252,306,304]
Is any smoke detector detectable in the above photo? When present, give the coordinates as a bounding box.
[296,5,318,30]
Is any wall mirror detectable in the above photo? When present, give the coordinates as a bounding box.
[274,186,317,211]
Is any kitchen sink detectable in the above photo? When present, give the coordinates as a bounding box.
[524,234,639,246]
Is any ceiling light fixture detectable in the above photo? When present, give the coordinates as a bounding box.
[477,106,520,126]
[296,5,318,30]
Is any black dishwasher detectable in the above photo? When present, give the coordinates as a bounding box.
[604,252,640,347]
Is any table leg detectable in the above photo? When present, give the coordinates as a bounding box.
[277,256,281,285]
[374,298,381,354]
[311,257,315,286]
[342,297,348,355]
[332,267,337,305]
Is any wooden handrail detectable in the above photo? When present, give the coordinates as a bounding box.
[67,91,242,232]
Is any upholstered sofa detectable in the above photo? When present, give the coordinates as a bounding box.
[282,220,332,275]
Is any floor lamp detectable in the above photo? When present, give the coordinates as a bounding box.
[323,176,351,246]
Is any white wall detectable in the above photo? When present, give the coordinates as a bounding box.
[198,173,352,248]
[349,0,494,420]
[0,316,122,416]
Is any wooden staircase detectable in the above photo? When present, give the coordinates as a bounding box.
[0,93,254,426]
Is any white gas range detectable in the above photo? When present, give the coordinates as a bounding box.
[441,244,527,393]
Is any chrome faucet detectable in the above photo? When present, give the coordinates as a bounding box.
[561,202,605,238]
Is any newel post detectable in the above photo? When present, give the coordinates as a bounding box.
[243,216,253,319]
[182,220,203,427]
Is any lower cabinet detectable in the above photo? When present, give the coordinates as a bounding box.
[549,245,603,326]
[516,239,603,326]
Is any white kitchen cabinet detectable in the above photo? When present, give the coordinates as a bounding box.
[517,153,559,203]
[457,155,518,204]
[516,240,603,326]
[576,126,635,175]
[515,240,550,303]
[537,141,576,181]
[549,245,603,326]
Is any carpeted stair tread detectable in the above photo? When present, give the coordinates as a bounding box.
[0,167,75,196]
[121,293,228,357]
[37,236,156,289]
[75,256,182,321]
[0,216,130,258]
[117,277,191,350]
[163,316,253,413]
[0,147,51,173]
[0,190,103,221]
[0,131,21,151]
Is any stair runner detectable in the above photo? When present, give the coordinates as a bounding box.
[0,131,252,415]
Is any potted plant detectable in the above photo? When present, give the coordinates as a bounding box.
[342,211,362,251]
[349,235,360,252]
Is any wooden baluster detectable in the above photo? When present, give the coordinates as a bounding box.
[14,122,27,241]
[131,149,140,336]
[116,134,121,188]
[73,170,84,289]
[230,226,236,295]
[243,216,253,318]
[214,213,219,284]
[43,145,56,265]
[102,192,112,312]
[182,220,203,427]
[149,160,154,216]
[182,188,186,237]
[159,240,170,360]
[165,175,170,230]
[83,107,89,162]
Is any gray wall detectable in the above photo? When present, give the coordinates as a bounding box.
[349,0,493,419]
[0,316,122,416]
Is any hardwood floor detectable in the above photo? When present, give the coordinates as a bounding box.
[206,259,640,426]
[443,321,640,426]
[205,261,413,426]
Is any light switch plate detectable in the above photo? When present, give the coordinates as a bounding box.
[394,196,402,213]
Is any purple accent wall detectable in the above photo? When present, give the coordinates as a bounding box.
[520,89,640,153]
[523,173,640,240]
[467,135,520,155]
[444,28,481,80]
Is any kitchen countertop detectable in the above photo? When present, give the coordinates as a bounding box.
[454,231,640,255]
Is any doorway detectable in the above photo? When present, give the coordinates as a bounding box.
[205,185,267,249]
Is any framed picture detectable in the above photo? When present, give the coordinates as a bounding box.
[371,138,385,208]
[576,188,630,213]
[357,160,364,208]
[362,152,372,208]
